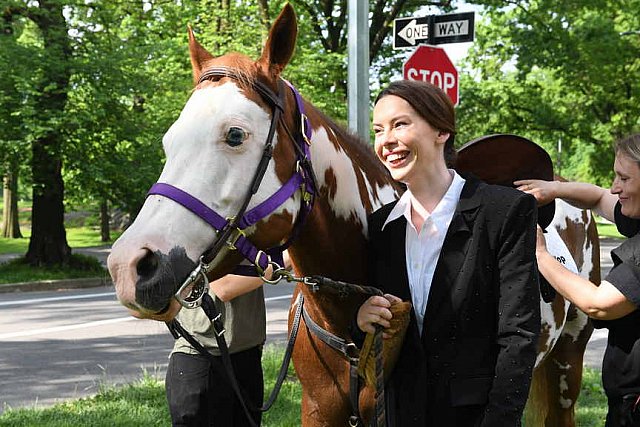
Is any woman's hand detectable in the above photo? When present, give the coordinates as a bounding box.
[357,294,402,337]
[514,179,558,206]
[535,225,549,257]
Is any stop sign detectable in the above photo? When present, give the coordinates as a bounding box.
[403,45,459,106]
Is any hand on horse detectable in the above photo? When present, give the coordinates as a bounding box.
[357,294,402,339]
[514,179,557,207]
[535,225,549,257]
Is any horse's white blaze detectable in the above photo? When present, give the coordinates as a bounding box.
[113,83,299,264]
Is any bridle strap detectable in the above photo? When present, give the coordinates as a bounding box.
[147,66,315,274]
[197,77,286,267]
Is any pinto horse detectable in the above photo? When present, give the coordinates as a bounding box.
[107,5,598,426]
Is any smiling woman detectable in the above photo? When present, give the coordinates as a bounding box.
[357,80,541,426]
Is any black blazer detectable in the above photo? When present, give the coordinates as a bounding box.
[367,176,541,427]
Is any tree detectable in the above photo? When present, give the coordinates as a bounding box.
[458,0,640,185]
[1,163,22,239]
[0,6,30,239]
[3,1,74,263]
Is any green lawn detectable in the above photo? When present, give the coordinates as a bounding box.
[595,221,623,239]
[0,227,122,256]
[0,346,302,427]
[0,254,107,284]
[0,360,607,426]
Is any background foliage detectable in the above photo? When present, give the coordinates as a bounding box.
[1,0,639,257]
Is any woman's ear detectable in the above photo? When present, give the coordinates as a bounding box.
[437,131,450,144]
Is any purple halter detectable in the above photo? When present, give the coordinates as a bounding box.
[147,67,316,307]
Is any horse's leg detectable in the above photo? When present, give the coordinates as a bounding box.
[294,335,353,426]
[526,355,551,426]
[290,300,354,425]
[526,307,592,427]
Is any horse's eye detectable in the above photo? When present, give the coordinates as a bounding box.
[225,127,247,147]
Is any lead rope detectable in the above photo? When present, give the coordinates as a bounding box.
[373,325,385,427]
[171,267,388,426]
[282,273,386,427]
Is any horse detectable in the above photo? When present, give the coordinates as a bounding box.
[107,5,599,426]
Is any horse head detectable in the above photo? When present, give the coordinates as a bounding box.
[107,4,311,320]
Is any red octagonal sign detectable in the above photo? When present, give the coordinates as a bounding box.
[403,45,459,106]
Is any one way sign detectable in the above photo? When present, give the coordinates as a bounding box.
[393,12,475,49]
[393,16,430,48]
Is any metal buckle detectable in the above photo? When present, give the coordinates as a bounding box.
[174,264,209,309]
[225,227,246,251]
[304,276,320,292]
[212,313,226,337]
[300,114,312,146]
[346,342,360,362]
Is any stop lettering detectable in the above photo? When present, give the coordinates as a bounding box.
[403,45,459,106]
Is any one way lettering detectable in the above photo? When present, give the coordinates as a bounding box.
[435,20,469,38]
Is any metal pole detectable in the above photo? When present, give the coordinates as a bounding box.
[347,0,370,142]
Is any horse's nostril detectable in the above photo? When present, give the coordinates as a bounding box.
[137,250,159,279]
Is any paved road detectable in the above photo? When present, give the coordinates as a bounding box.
[0,283,295,414]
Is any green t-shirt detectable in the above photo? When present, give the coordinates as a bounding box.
[171,286,266,356]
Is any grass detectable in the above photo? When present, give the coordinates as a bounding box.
[0,202,121,284]
[0,227,122,256]
[0,346,302,427]
[575,368,609,427]
[0,354,607,426]
[0,254,107,284]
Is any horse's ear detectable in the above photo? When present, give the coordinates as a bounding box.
[258,3,297,76]
[188,25,214,85]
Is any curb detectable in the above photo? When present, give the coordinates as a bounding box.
[0,277,113,294]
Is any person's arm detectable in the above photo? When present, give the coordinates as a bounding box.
[482,193,541,427]
[536,227,636,320]
[210,274,266,302]
[211,251,291,302]
[514,179,617,222]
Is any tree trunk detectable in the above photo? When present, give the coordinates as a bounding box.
[100,199,110,242]
[2,163,22,239]
[24,0,72,266]
[26,133,71,265]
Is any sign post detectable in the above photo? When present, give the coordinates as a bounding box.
[347,0,369,141]
[403,45,459,106]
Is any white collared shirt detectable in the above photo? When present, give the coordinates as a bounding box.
[381,170,466,335]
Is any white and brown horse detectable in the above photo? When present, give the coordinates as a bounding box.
[107,5,598,426]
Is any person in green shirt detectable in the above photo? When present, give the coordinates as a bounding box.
[166,252,290,426]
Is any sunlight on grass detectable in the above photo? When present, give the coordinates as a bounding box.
[0,346,603,427]
[0,227,122,255]
[0,254,107,284]
[0,345,302,427]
